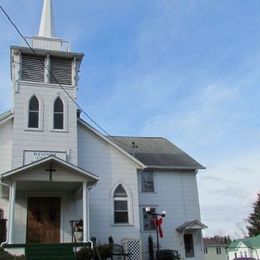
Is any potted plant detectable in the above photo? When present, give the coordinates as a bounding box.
[74,220,83,242]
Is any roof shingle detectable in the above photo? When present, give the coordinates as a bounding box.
[108,136,204,170]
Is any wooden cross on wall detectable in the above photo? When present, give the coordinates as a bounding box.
[46,164,56,181]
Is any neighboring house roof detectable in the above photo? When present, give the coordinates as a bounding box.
[227,234,260,251]
[107,136,205,170]
[176,220,207,232]
[203,238,228,247]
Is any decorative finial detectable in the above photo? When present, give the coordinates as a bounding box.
[38,0,55,38]
[132,141,138,157]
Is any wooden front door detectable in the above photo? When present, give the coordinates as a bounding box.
[27,197,61,244]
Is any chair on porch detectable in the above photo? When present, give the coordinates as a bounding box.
[108,236,131,260]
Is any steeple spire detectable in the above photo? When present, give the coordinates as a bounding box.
[38,0,55,38]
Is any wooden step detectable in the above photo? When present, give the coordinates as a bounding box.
[25,243,76,260]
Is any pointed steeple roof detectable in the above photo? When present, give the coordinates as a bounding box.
[38,0,55,38]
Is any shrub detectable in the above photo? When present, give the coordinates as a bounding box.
[95,244,112,259]
[157,249,180,260]
[76,247,93,260]
[0,249,26,260]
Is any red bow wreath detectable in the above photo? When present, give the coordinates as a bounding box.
[153,217,164,238]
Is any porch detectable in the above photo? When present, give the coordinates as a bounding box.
[0,156,99,246]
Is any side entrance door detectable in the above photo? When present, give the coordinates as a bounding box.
[27,197,61,243]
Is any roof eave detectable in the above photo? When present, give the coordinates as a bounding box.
[10,45,84,61]
[1,156,100,184]
[145,165,206,170]
[0,110,14,126]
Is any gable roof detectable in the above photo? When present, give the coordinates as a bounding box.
[78,118,146,169]
[1,155,100,185]
[176,220,207,232]
[107,136,205,170]
[227,235,260,251]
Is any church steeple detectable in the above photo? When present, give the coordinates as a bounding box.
[38,0,55,38]
[29,0,70,51]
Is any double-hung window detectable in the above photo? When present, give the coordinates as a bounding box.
[113,184,129,224]
[143,207,156,231]
[141,171,154,192]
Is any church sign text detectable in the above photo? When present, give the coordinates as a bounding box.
[24,150,67,165]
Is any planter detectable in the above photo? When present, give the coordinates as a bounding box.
[74,231,83,242]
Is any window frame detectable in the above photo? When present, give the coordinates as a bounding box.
[140,171,155,193]
[142,206,157,232]
[51,96,68,132]
[53,97,64,130]
[28,96,39,128]
[111,183,132,225]
[26,95,43,131]
[216,247,222,255]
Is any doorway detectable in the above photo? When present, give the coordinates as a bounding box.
[26,197,61,243]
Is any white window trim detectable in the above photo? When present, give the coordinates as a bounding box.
[140,205,158,232]
[110,182,133,226]
[139,171,157,193]
[51,95,68,132]
[25,94,44,131]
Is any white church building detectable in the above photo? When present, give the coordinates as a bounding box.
[0,1,207,259]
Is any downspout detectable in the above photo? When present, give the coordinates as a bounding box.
[0,181,11,248]
[86,182,98,249]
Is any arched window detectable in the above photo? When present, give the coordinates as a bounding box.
[28,96,39,128]
[53,97,64,129]
[113,184,129,224]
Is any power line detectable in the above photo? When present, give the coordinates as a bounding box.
[0,5,132,150]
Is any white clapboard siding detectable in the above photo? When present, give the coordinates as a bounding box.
[139,170,204,260]
[78,124,141,244]
[0,119,13,173]
[11,82,78,168]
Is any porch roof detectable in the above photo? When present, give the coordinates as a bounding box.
[1,156,100,186]
[176,220,207,232]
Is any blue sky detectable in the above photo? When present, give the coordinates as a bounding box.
[1,0,260,237]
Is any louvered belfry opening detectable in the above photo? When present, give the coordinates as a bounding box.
[50,57,72,85]
[21,54,45,82]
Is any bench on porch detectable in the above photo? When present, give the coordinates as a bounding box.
[3,242,91,260]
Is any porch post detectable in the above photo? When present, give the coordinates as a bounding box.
[83,182,88,242]
[8,181,16,244]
